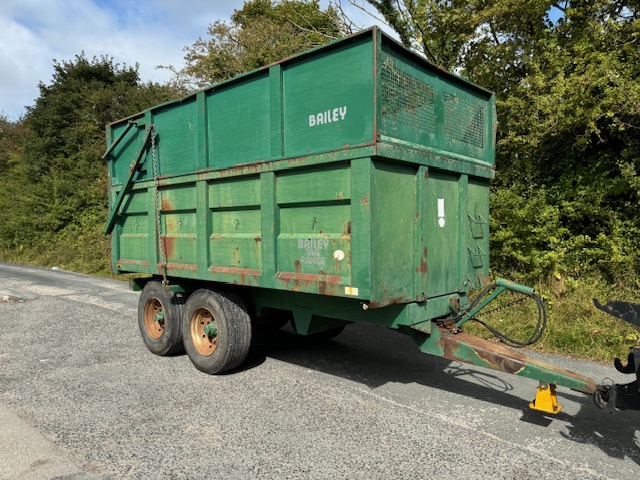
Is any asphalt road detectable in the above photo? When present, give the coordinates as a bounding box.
[0,262,639,479]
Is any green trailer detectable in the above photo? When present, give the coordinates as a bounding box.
[104,27,608,413]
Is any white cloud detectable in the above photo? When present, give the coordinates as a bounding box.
[0,0,394,121]
[0,0,254,119]
[0,14,51,118]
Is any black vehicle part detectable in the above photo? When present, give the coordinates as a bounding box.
[593,299,640,411]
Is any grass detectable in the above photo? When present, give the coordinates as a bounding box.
[0,228,113,278]
[464,275,640,363]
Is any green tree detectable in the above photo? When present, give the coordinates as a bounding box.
[363,0,480,69]
[0,115,27,175]
[168,0,345,89]
[0,115,32,249]
[0,55,179,272]
[362,0,640,281]
[471,1,640,281]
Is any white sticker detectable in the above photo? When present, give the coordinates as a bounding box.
[438,198,445,227]
[345,287,359,296]
[333,250,345,261]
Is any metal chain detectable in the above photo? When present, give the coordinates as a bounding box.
[150,125,168,286]
[474,293,529,318]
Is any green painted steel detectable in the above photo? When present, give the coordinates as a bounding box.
[453,278,534,328]
[105,27,495,328]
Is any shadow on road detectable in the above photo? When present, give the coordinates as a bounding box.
[559,395,640,464]
[246,321,640,465]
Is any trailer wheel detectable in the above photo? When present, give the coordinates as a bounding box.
[138,281,185,356]
[182,289,252,374]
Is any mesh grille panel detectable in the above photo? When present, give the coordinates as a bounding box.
[381,61,436,131]
[443,92,485,149]
[380,60,487,152]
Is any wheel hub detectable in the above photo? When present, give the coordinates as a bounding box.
[191,308,218,356]
[143,298,164,339]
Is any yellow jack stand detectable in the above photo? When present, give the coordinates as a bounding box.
[529,382,563,414]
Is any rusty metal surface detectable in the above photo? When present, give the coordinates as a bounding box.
[275,270,343,296]
[437,328,597,394]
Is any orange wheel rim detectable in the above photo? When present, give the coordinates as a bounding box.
[143,298,164,339]
[191,308,218,356]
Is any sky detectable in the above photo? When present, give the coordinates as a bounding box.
[0,0,389,121]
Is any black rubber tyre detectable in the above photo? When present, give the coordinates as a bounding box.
[182,289,252,374]
[137,281,185,356]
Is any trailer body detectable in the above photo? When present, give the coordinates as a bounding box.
[106,28,493,325]
[105,28,599,411]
